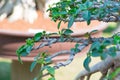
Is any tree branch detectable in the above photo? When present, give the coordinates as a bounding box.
[74,50,120,80]
[32,36,113,51]
[74,57,113,80]
[74,15,120,22]
[42,42,88,77]
[32,37,85,50]
[30,34,118,79]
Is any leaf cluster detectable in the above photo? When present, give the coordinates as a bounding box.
[16,29,74,80]
[83,33,120,73]
[31,52,55,80]
[48,0,120,28]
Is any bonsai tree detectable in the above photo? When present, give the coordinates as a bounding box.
[15,0,120,80]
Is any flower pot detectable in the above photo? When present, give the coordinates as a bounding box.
[0,11,108,62]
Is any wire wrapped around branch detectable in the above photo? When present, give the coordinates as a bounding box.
[30,36,114,77]
[32,37,85,50]
[30,34,118,79]
[42,42,89,77]
[73,15,120,22]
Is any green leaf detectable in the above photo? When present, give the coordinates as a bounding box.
[26,45,33,53]
[82,0,87,3]
[74,43,80,53]
[60,36,64,42]
[45,57,52,63]
[107,47,116,57]
[52,11,67,18]
[26,38,34,45]
[34,32,43,42]
[75,43,79,48]
[74,49,80,53]
[83,56,91,71]
[64,29,73,35]
[107,67,120,80]
[48,77,55,80]
[71,48,75,52]
[41,52,48,57]
[80,3,87,9]
[47,66,55,76]
[57,21,62,29]
[30,61,37,72]
[75,8,81,15]
[90,41,100,51]
[16,45,26,63]
[102,39,112,46]
[100,52,107,60]
[91,51,100,57]
[68,16,74,28]
[16,45,28,56]
[16,45,27,54]
[20,49,29,56]
[82,11,91,25]
[37,58,45,64]
[17,54,23,64]
[114,35,120,44]
[57,11,67,15]
[18,45,33,57]
[84,32,89,38]
[78,4,87,11]
[85,1,93,8]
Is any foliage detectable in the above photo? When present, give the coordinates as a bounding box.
[16,30,74,80]
[16,0,120,80]
[48,0,120,28]
[32,52,55,80]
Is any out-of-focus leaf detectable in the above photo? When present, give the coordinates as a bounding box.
[68,16,74,28]
[83,56,91,71]
[34,32,43,42]
[64,29,73,35]
[82,10,91,25]
[30,61,37,72]
[90,41,100,51]
[57,21,62,29]
[47,66,55,76]
[48,77,55,80]
[107,47,116,57]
